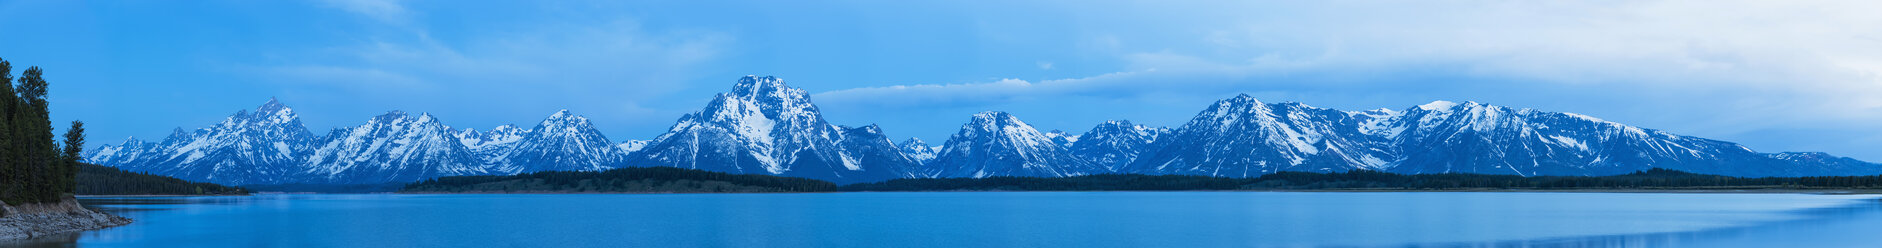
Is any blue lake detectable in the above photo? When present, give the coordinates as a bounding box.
[32,192,1882,247]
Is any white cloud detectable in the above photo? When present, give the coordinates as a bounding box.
[276,2,731,96]
[253,0,732,140]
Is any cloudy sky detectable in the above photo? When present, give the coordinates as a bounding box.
[3,0,1880,161]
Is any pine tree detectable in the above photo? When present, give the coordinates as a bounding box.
[60,121,83,195]
[8,66,57,202]
[0,58,12,204]
[17,66,51,202]
[0,59,82,204]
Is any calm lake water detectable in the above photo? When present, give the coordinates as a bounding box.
[20,192,1882,247]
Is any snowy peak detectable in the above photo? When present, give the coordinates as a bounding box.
[898,138,938,165]
[1043,130,1079,148]
[83,138,153,165]
[224,98,295,125]
[538,109,585,127]
[256,97,289,114]
[708,75,820,124]
[527,110,604,140]
[628,75,913,184]
[303,110,486,183]
[1069,120,1171,171]
[929,111,1102,178]
[88,99,319,185]
[729,75,796,98]
[1417,100,1460,111]
[968,111,1028,130]
[1132,95,1879,178]
[215,98,308,134]
[1128,96,1395,177]
[494,110,627,172]
[456,124,526,151]
[1225,94,1263,105]
[1085,120,1168,140]
[836,124,924,180]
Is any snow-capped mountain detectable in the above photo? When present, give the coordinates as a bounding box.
[1372,100,1874,177]
[85,79,1881,185]
[85,98,316,185]
[83,138,154,169]
[302,111,491,183]
[624,76,918,184]
[927,111,1103,178]
[1126,96,1395,177]
[1067,120,1170,171]
[1765,152,1878,175]
[481,110,628,173]
[898,138,938,165]
[86,100,645,185]
[1127,95,1881,177]
[456,124,526,157]
[837,125,925,179]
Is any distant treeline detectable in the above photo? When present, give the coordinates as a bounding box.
[243,183,405,193]
[841,168,1882,191]
[401,167,839,193]
[0,58,87,205]
[77,163,248,195]
[839,174,1250,191]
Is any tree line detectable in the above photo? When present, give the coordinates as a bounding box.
[840,168,1882,191]
[402,166,839,193]
[1248,168,1882,190]
[0,57,86,205]
[839,174,1249,191]
[77,163,249,195]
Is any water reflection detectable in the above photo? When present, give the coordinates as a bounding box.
[1417,198,1882,248]
[0,232,76,248]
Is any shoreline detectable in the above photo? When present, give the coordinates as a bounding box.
[1239,188,1882,194]
[72,188,1882,196]
[77,194,249,197]
[0,197,132,241]
[398,188,1882,195]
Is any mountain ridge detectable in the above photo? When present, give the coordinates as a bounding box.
[85,76,1882,185]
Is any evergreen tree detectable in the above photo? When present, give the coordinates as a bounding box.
[0,58,81,204]
[0,58,12,204]
[17,67,52,202]
[60,121,83,195]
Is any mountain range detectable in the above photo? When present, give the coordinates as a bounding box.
[85,76,1882,185]
[85,100,635,185]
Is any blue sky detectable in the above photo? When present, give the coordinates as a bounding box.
[3,0,1880,161]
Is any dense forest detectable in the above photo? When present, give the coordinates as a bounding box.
[0,58,86,205]
[401,166,839,193]
[841,168,1882,191]
[77,163,248,195]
